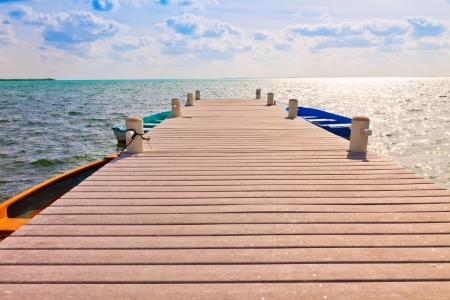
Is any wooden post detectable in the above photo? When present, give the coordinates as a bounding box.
[186,93,194,106]
[267,93,274,106]
[256,89,261,99]
[171,98,181,117]
[195,90,201,100]
[125,117,144,154]
[288,99,298,119]
[349,116,372,153]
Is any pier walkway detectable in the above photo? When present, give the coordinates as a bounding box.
[1,99,449,299]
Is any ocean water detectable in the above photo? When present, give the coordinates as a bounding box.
[0,78,449,203]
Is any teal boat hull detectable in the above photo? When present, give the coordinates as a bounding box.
[112,111,172,143]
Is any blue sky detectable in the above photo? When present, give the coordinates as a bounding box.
[0,0,449,79]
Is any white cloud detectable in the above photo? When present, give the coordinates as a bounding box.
[285,22,365,38]
[366,19,409,36]
[410,40,450,51]
[0,15,16,46]
[253,30,275,41]
[319,13,331,22]
[274,42,291,51]
[406,17,447,38]
[312,36,380,51]
[164,13,242,38]
[73,0,149,11]
[155,0,217,10]
[7,6,124,55]
[283,18,449,53]
[157,13,251,61]
[111,36,152,51]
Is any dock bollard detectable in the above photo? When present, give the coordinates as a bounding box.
[267,93,274,106]
[126,117,144,154]
[171,98,181,117]
[288,99,298,119]
[186,93,194,106]
[349,116,372,153]
[195,90,201,100]
[256,89,261,99]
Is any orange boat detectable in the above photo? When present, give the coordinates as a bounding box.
[0,153,117,241]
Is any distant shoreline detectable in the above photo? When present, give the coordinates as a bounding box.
[0,78,55,81]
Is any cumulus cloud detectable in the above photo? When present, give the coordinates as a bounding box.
[165,13,242,38]
[253,30,275,41]
[155,0,217,10]
[7,6,123,54]
[313,36,379,51]
[111,36,152,51]
[90,0,147,11]
[284,17,448,52]
[410,41,450,51]
[366,19,409,36]
[407,17,446,38]
[0,15,16,45]
[274,42,291,51]
[285,23,364,38]
[157,13,251,61]
[158,33,252,60]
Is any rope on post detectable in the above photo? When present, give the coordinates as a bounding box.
[172,98,181,117]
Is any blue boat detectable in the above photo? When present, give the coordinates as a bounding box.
[287,106,352,139]
[112,110,172,143]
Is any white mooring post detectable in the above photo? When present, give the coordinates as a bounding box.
[125,117,144,154]
[349,116,372,153]
[256,89,261,99]
[186,93,194,106]
[288,99,298,119]
[267,93,274,106]
[171,98,181,117]
[195,90,201,100]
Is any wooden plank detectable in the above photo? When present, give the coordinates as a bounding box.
[0,264,449,282]
[79,178,432,185]
[12,223,450,236]
[51,197,450,206]
[2,282,449,300]
[26,212,450,225]
[3,235,450,249]
[1,248,448,264]
[83,174,426,181]
[69,184,442,192]
[60,190,450,199]
[41,203,450,214]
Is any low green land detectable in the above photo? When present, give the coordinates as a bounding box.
[0,78,55,81]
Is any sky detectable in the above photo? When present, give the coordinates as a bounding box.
[0,0,449,79]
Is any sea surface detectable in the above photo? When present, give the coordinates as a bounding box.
[0,78,449,203]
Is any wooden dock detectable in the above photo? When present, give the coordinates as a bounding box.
[1,99,449,299]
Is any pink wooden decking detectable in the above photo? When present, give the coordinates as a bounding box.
[1,99,449,299]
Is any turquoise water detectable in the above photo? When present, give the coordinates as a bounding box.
[0,78,449,202]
